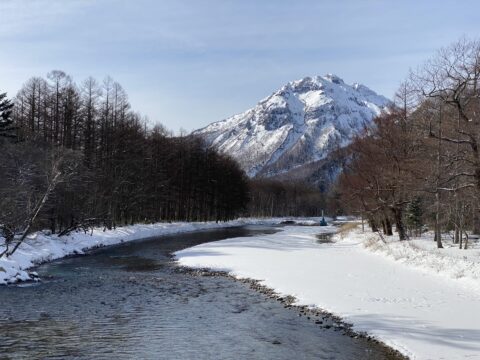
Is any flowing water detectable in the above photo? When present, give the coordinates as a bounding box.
[0,225,399,359]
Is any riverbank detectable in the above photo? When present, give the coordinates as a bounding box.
[0,217,311,285]
[175,224,480,360]
[177,266,407,360]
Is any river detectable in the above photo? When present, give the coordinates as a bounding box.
[0,225,400,359]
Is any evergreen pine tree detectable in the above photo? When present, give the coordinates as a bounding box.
[0,91,15,139]
[406,197,423,236]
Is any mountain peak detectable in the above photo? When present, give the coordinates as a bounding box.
[284,74,344,92]
[194,74,391,177]
[322,73,344,84]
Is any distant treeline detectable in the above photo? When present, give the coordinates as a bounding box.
[0,71,249,246]
[248,179,325,217]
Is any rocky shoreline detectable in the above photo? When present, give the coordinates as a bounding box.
[176,266,408,360]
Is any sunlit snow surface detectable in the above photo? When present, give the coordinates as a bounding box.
[195,75,391,177]
[176,225,480,360]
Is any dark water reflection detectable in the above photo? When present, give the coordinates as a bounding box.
[1,225,397,359]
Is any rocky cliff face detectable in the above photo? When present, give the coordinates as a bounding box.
[194,74,391,178]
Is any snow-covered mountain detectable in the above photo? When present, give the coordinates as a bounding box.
[194,74,391,178]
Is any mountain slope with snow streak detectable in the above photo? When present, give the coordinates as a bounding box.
[195,74,391,177]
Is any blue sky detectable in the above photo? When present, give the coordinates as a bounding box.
[1,0,479,132]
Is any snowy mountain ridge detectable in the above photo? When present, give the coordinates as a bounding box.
[194,74,391,177]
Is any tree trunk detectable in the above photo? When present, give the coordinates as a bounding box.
[459,221,463,249]
[454,226,459,244]
[382,220,387,235]
[385,217,393,236]
[435,191,443,248]
[473,208,480,235]
[435,107,443,249]
[392,207,407,241]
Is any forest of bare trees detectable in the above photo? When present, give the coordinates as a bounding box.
[0,72,250,255]
[248,179,325,217]
[337,38,480,249]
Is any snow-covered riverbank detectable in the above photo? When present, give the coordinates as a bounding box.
[0,217,306,285]
[175,224,480,360]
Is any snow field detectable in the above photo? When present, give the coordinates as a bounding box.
[175,224,480,360]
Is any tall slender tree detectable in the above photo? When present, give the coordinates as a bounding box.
[0,91,15,139]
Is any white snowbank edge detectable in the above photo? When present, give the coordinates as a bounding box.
[1,217,321,285]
